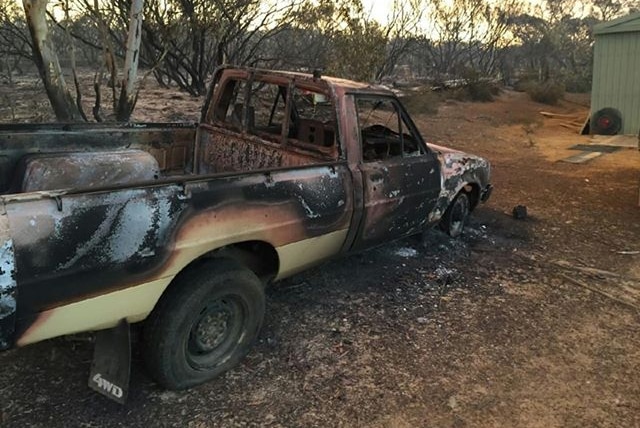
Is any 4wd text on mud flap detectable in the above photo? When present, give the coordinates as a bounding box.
[92,373,124,399]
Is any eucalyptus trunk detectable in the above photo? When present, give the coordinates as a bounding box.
[116,0,144,122]
[22,0,85,121]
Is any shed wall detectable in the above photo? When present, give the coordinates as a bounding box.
[591,32,640,134]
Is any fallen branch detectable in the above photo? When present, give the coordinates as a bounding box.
[559,273,639,311]
[560,123,582,131]
[552,260,622,279]
[540,111,581,119]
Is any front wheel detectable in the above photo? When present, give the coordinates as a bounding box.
[143,260,265,390]
[440,191,470,238]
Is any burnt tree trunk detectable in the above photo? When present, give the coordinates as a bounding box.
[22,0,84,122]
[116,0,144,122]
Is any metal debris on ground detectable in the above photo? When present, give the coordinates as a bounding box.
[569,144,620,153]
[539,111,589,133]
[590,134,639,149]
[512,205,527,220]
[561,151,603,164]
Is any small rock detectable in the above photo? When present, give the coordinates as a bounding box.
[158,391,178,402]
[512,205,527,219]
[266,337,278,347]
[417,317,429,324]
[395,247,418,258]
[448,395,458,410]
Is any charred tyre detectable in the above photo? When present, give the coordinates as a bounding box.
[143,260,265,390]
[440,191,470,238]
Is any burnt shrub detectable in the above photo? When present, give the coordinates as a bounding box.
[401,87,441,116]
[563,73,591,93]
[466,79,500,102]
[514,78,535,92]
[460,68,500,102]
[526,81,565,105]
[449,78,500,103]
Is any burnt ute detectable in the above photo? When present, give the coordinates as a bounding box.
[0,66,491,400]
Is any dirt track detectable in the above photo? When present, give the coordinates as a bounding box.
[1,83,639,427]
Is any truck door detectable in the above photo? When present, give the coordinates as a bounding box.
[350,95,441,251]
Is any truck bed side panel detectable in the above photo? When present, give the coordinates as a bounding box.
[5,164,353,345]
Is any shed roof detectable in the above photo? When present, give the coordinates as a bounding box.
[594,12,640,35]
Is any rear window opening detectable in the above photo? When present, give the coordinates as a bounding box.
[212,76,340,160]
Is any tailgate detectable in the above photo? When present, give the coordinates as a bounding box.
[0,200,17,350]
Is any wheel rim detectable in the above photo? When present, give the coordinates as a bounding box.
[187,296,246,369]
[597,116,611,129]
[449,195,469,236]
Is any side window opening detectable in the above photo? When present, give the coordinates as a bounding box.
[213,78,285,139]
[212,78,253,132]
[214,79,290,143]
[212,76,340,159]
[357,97,425,162]
[225,80,251,130]
[249,81,287,137]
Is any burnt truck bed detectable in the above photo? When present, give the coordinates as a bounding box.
[0,118,338,194]
[0,122,197,192]
[0,66,491,401]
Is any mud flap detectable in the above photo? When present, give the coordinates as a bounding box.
[88,319,131,404]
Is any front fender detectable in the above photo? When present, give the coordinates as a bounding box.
[427,145,491,223]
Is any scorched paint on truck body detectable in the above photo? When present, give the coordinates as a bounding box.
[7,163,353,346]
[0,67,491,398]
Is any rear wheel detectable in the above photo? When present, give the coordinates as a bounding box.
[440,192,470,238]
[143,260,265,390]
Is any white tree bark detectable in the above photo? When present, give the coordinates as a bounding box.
[116,0,144,121]
[22,0,84,121]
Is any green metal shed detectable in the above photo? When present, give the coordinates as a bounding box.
[591,13,640,135]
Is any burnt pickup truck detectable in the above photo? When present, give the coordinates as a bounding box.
[0,67,491,401]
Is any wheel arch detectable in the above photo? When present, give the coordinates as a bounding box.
[206,240,280,282]
[462,182,481,211]
[143,239,278,326]
[170,239,280,288]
